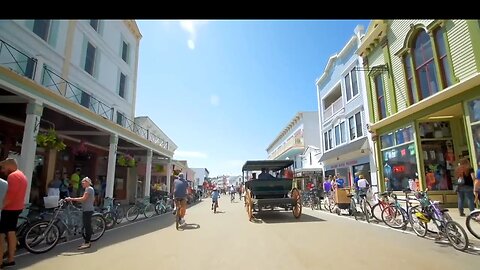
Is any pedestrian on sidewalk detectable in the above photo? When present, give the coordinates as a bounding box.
[0,158,28,269]
[65,177,95,250]
[455,158,475,216]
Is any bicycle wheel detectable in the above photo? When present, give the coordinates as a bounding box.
[408,206,428,237]
[361,200,372,223]
[143,203,156,218]
[381,205,406,229]
[115,206,125,224]
[83,214,106,242]
[23,221,60,254]
[466,210,480,239]
[370,202,385,222]
[126,206,140,221]
[103,211,116,230]
[445,220,469,251]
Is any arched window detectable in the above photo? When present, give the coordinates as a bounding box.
[413,30,439,101]
[434,28,453,87]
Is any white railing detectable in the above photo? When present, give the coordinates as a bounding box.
[323,97,343,120]
[270,136,304,160]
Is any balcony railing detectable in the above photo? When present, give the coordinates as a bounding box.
[42,66,114,120]
[270,136,304,160]
[323,97,344,120]
[0,38,171,152]
[0,39,37,79]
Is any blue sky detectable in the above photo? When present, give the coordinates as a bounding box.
[135,20,370,177]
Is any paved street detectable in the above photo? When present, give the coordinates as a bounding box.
[14,196,480,270]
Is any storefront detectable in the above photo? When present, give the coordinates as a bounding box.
[323,155,371,188]
[376,88,480,204]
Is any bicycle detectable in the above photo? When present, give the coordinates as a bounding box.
[22,199,106,254]
[154,196,173,215]
[413,189,469,251]
[174,198,187,230]
[126,198,156,221]
[381,189,418,230]
[370,191,393,222]
[466,209,480,239]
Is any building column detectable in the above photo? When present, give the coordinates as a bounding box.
[166,162,172,194]
[21,102,43,204]
[144,149,153,197]
[105,134,118,198]
[33,56,45,85]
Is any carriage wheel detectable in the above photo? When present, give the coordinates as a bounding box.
[291,188,302,219]
[246,189,253,221]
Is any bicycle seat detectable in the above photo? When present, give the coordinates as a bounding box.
[403,188,412,194]
[359,194,367,198]
[347,194,354,198]
[440,208,449,213]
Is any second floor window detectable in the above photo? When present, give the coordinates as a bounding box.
[414,30,439,100]
[375,74,387,120]
[344,68,359,102]
[90,20,99,32]
[122,41,129,63]
[85,42,96,76]
[349,116,355,140]
[404,54,418,105]
[119,73,126,98]
[33,20,51,42]
[434,28,453,88]
[355,112,363,137]
[116,112,125,126]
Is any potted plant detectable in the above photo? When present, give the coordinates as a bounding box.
[36,129,66,151]
[118,154,136,167]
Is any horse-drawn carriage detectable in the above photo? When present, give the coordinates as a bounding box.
[242,160,302,221]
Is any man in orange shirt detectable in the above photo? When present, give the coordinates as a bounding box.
[0,158,27,268]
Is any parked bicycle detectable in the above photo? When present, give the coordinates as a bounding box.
[126,198,156,221]
[154,196,173,215]
[413,189,469,251]
[22,199,106,254]
[466,208,480,239]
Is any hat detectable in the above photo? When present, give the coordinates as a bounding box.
[0,158,17,167]
[82,177,92,185]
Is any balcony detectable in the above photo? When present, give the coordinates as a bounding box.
[269,136,304,160]
[0,38,169,150]
[323,97,344,120]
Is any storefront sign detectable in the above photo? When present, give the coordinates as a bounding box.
[324,156,370,170]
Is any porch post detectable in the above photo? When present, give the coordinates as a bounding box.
[166,162,172,195]
[105,134,118,198]
[21,102,43,204]
[144,149,153,197]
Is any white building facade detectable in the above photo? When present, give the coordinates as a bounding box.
[0,20,175,204]
[316,25,378,190]
[191,168,210,188]
[266,111,322,188]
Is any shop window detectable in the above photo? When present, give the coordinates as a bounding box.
[468,98,480,123]
[382,143,418,191]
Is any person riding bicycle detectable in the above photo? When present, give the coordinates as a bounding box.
[211,187,220,210]
[356,174,369,201]
[173,173,189,226]
[229,185,235,201]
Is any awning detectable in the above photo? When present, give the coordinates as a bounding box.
[318,138,369,162]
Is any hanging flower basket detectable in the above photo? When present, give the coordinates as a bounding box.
[36,129,66,151]
[118,154,136,167]
[155,164,164,173]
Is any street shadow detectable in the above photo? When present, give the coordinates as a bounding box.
[214,211,226,214]
[178,223,200,231]
[14,202,203,269]
[60,245,99,256]
[253,212,326,224]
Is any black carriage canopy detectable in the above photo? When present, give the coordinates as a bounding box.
[241,160,294,172]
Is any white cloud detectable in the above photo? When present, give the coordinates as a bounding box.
[210,95,220,106]
[174,150,208,159]
[179,20,207,50]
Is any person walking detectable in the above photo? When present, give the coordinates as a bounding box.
[65,177,95,250]
[0,158,27,268]
[455,158,475,216]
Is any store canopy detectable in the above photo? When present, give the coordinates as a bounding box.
[318,138,369,162]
